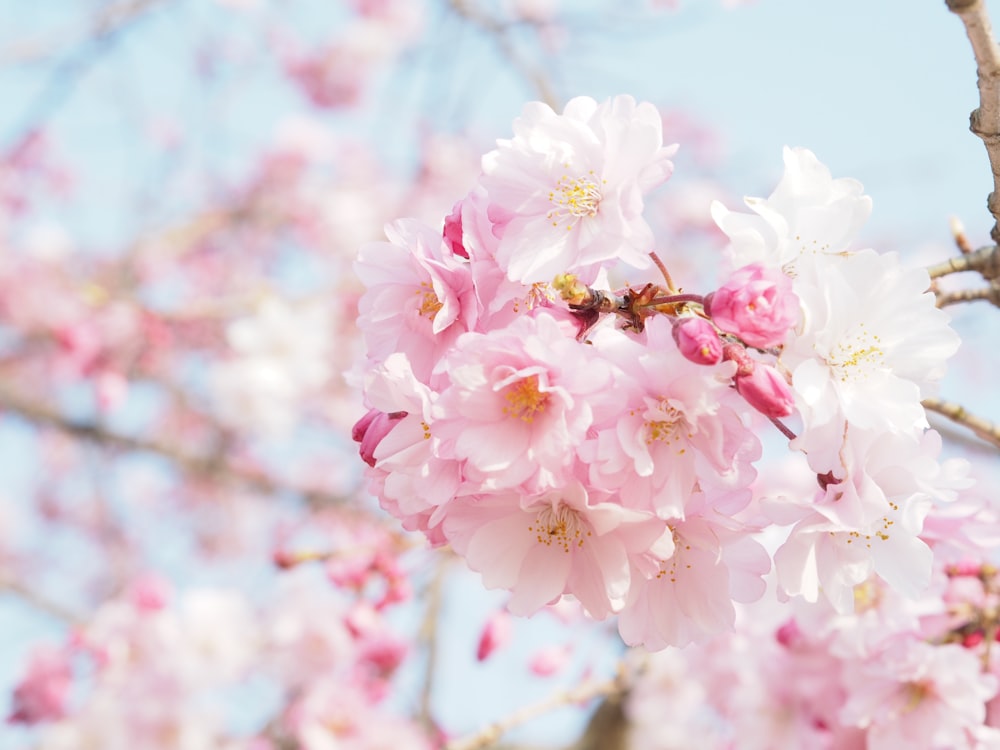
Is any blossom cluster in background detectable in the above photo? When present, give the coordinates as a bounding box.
[5,1,1000,749]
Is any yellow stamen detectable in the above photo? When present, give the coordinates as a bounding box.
[503,375,549,423]
[416,282,443,318]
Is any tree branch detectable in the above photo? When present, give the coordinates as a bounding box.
[1,0,167,65]
[0,385,349,507]
[926,244,1000,279]
[447,0,560,109]
[947,0,1000,243]
[0,575,85,624]
[935,284,1000,306]
[4,0,168,148]
[444,662,635,750]
[418,557,451,733]
[924,397,1000,449]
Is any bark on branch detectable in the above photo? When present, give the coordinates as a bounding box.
[444,664,635,750]
[947,0,1000,243]
[927,243,1000,279]
[935,285,1000,306]
[924,397,1000,449]
[0,386,348,507]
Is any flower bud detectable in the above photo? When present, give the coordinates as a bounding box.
[476,610,512,662]
[734,363,795,418]
[352,408,407,467]
[443,200,469,258]
[706,263,799,349]
[8,647,72,725]
[672,317,723,365]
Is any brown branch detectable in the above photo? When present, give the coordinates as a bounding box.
[924,397,1000,449]
[935,284,1000,306]
[0,386,349,507]
[2,0,168,64]
[418,557,451,732]
[926,244,1000,279]
[445,661,636,750]
[0,576,85,624]
[447,0,559,109]
[947,0,1000,243]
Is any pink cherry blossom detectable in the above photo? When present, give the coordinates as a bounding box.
[433,311,615,493]
[711,145,872,272]
[784,250,960,473]
[356,218,477,385]
[443,482,668,619]
[582,317,759,516]
[706,262,799,349]
[480,95,678,284]
[617,494,770,649]
[839,638,998,750]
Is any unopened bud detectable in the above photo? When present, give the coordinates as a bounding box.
[672,317,723,365]
[734,362,795,418]
[443,200,469,258]
[476,610,513,662]
[352,408,407,467]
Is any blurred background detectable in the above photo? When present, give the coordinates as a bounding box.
[1,1,998,748]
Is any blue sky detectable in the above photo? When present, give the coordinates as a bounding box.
[2,1,1000,747]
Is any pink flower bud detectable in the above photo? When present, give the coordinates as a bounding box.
[672,317,723,364]
[476,610,512,662]
[128,574,171,612]
[352,408,407,467]
[735,363,795,418]
[8,647,72,725]
[443,200,469,259]
[706,263,799,349]
[775,618,803,648]
[528,644,572,677]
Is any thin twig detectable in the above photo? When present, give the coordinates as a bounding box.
[0,386,348,506]
[648,251,677,292]
[923,397,1000,449]
[947,0,1000,243]
[1,0,167,65]
[418,557,451,731]
[447,0,559,109]
[0,576,85,624]
[646,293,705,307]
[935,285,1000,307]
[951,216,974,254]
[927,244,1000,279]
[4,0,168,148]
[445,663,635,750]
[768,415,798,442]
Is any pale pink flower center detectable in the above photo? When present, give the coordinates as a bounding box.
[546,171,604,228]
[655,528,691,583]
[852,579,882,612]
[639,399,689,446]
[415,282,443,318]
[827,322,885,383]
[528,504,591,553]
[902,681,931,713]
[512,282,555,313]
[502,375,549,422]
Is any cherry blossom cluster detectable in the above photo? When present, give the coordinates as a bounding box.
[354,95,964,651]
[625,493,1000,750]
[9,570,430,750]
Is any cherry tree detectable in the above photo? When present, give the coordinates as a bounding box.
[4,2,1000,750]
